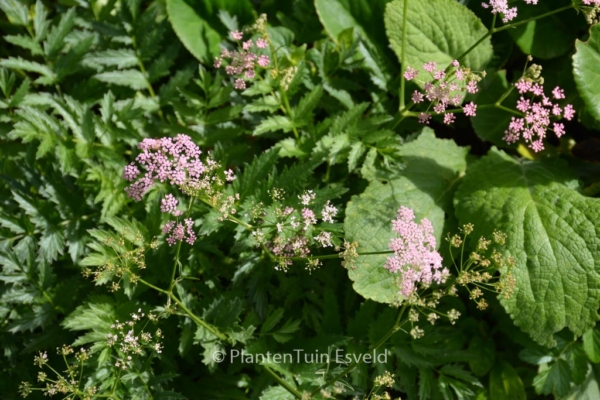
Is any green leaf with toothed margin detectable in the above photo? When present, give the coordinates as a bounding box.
[384,0,492,84]
[455,149,600,346]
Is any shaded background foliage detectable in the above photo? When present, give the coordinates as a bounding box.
[1,0,600,399]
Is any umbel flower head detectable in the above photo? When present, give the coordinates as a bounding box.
[503,61,574,152]
[404,60,483,125]
[214,30,270,90]
[384,207,449,297]
[123,134,237,246]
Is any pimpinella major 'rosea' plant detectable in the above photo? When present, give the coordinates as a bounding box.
[4,0,600,399]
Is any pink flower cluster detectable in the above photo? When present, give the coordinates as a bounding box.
[385,207,449,297]
[254,189,339,270]
[481,0,538,23]
[123,134,204,201]
[503,80,574,152]
[214,31,270,90]
[583,0,600,5]
[404,60,479,125]
[162,219,196,246]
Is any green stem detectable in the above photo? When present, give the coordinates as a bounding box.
[455,5,573,65]
[138,278,229,342]
[131,35,165,123]
[494,4,574,33]
[270,41,299,140]
[264,366,303,399]
[311,305,408,396]
[284,250,394,262]
[399,0,409,110]
[167,198,195,294]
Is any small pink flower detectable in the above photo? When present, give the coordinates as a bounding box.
[451,60,460,67]
[466,80,478,94]
[411,91,424,103]
[256,38,268,49]
[230,31,243,40]
[242,40,253,50]
[234,79,246,90]
[418,113,431,124]
[443,113,456,125]
[257,55,270,67]
[213,57,222,68]
[553,123,565,138]
[516,97,530,113]
[404,66,418,81]
[433,70,445,80]
[423,62,437,73]
[563,104,575,120]
[463,102,477,117]
[552,87,565,100]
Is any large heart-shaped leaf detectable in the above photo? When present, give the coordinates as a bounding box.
[455,149,600,346]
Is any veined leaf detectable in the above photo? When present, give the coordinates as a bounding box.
[83,49,138,70]
[385,0,492,82]
[166,0,221,63]
[94,70,148,90]
[455,149,600,346]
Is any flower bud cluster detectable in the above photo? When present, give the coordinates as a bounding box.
[404,60,483,125]
[82,227,153,291]
[106,309,163,370]
[20,347,97,399]
[446,224,517,309]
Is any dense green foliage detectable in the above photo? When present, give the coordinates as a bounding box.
[2,0,600,399]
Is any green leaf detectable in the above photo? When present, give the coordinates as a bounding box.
[292,85,323,125]
[259,386,295,400]
[0,0,28,26]
[583,328,600,363]
[455,149,600,346]
[345,130,467,303]
[470,70,518,148]
[468,336,495,377]
[314,0,396,86]
[385,0,492,80]
[0,57,55,80]
[5,35,44,56]
[573,23,600,123]
[533,359,572,397]
[489,361,526,400]
[44,8,75,57]
[94,70,148,90]
[261,308,284,334]
[508,0,577,60]
[166,0,221,64]
[244,95,281,113]
[83,50,138,69]
[253,116,296,136]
